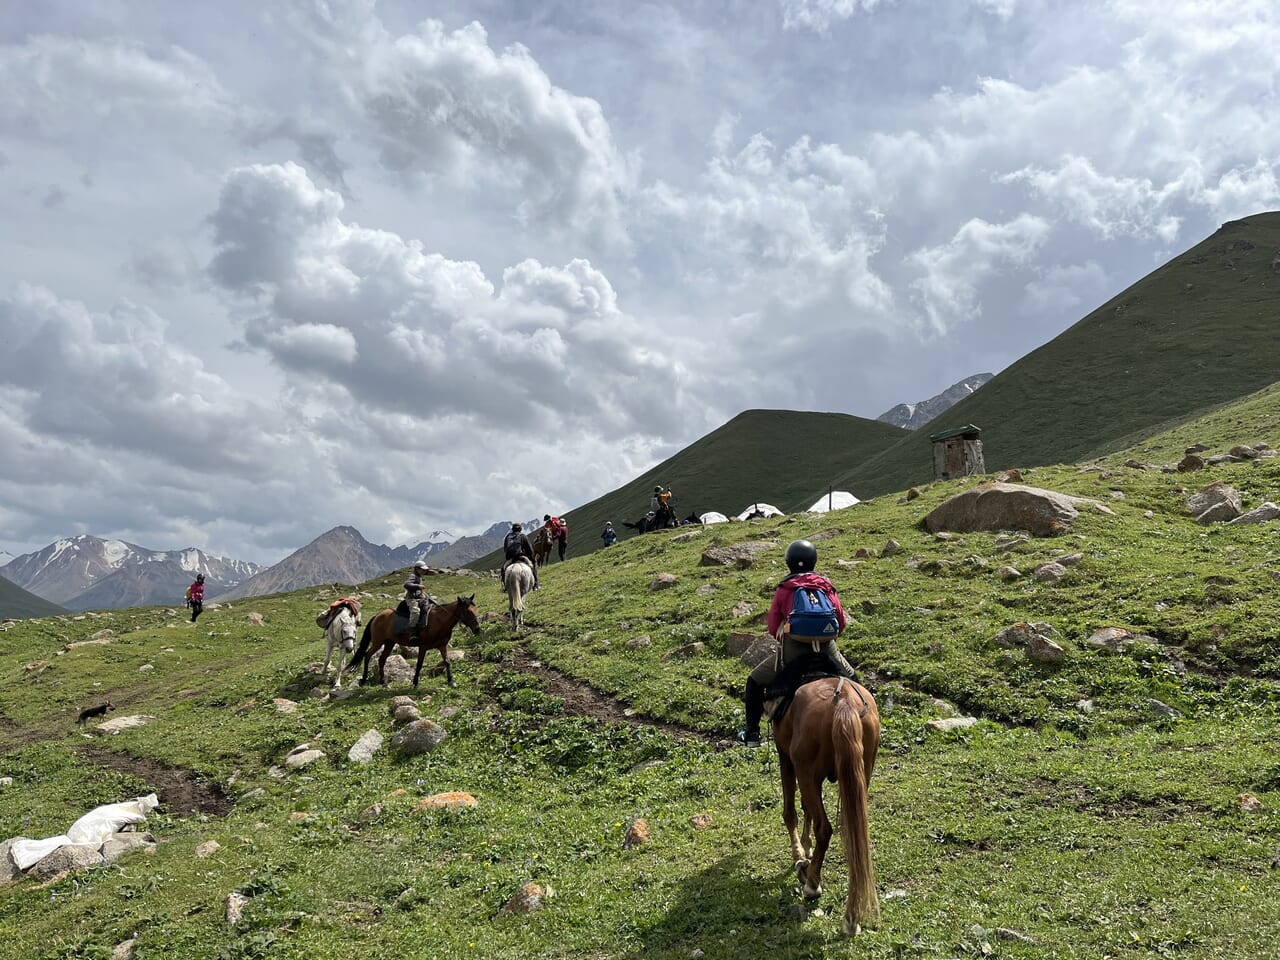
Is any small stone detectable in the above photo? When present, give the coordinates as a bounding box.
[926,717,978,733]
[689,814,713,830]
[246,612,265,625]
[393,704,422,723]
[226,891,249,924]
[997,565,1021,580]
[288,811,310,822]
[0,777,12,788]
[138,663,154,672]
[272,698,298,714]
[1239,793,1265,813]
[348,729,384,764]
[650,573,678,591]
[112,936,138,960]
[624,818,650,849]
[195,840,222,858]
[499,881,545,914]
[625,634,652,650]
[416,791,478,810]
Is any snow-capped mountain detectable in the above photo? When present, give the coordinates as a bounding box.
[1,535,263,611]
[0,550,13,567]
[876,373,994,431]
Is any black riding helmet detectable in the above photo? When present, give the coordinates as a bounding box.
[784,539,818,574]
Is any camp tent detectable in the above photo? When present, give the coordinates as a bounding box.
[699,511,730,525]
[805,491,861,513]
[735,503,784,521]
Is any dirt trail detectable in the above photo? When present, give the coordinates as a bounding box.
[507,646,722,744]
[77,745,232,817]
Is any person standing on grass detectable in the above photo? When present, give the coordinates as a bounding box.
[186,573,206,623]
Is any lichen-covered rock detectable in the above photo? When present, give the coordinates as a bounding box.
[924,483,1109,537]
[390,719,447,756]
[28,843,104,881]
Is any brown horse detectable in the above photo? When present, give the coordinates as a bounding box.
[347,595,481,688]
[771,676,880,936]
[531,526,552,567]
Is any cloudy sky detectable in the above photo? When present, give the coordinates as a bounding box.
[2,0,1277,564]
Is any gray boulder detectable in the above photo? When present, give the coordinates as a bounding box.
[29,843,104,881]
[391,719,448,757]
[924,483,1109,537]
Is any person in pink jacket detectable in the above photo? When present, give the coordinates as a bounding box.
[737,540,857,747]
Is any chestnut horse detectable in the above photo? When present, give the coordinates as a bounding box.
[347,595,481,688]
[532,526,553,567]
[771,676,880,936]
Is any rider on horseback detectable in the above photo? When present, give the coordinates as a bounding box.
[737,540,858,747]
[650,485,674,528]
[501,522,538,590]
[403,560,432,634]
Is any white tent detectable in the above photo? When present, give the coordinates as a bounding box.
[736,503,784,521]
[699,511,730,525]
[805,491,861,513]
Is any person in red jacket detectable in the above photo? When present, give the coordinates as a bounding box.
[737,540,857,747]
[186,573,206,623]
[544,514,568,562]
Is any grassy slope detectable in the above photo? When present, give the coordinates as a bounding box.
[828,211,1280,499]
[5,392,1280,958]
[0,574,66,620]
[470,409,908,569]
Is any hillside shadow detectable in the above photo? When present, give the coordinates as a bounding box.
[622,853,827,960]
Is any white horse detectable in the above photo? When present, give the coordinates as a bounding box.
[322,604,361,688]
[503,558,536,631]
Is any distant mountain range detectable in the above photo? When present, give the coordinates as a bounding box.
[0,535,263,612]
[0,521,521,614]
[877,373,994,430]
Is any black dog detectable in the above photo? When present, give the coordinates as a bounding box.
[76,701,114,725]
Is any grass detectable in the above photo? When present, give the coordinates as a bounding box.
[5,390,1280,958]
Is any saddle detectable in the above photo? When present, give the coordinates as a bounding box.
[315,597,361,629]
[393,598,433,638]
[763,651,860,726]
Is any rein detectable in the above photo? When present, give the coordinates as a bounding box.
[832,677,871,718]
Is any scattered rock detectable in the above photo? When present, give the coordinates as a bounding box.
[924,482,1109,537]
[246,612,265,626]
[95,715,156,735]
[283,746,325,770]
[1185,481,1242,523]
[1085,627,1134,653]
[348,729,384,764]
[997,565,1021,581]
[1228,502,1280,525]
[1076,698,1095,713]
[417,792,478,810]
[500,881,547,915]
[1033,562,1067,582]
[1176,454,1205,472]
[624,818,651,849]
[29,843,104,881]
[101,832,157,864]
[739,636,778,669]
[1,840,21,883]
[649,573,679,591]
[195,840,222,858]
[689,814,713,830]
[0,777,12,788]
[882,538,900,558]
[731,601,754,618]
[390,719,447,757]
[393,704,422,723]
[1026,633,1066,664]
[112,936,138,960]
[272,698,298,714]
[1146,698,1180,719]
[1238,793,1265,814]
[663,642,705,660]
[699,542,776,567]
[625,634,652,650]
[926,717,978,733]
[695,583,717,596]
[226,891,249,924]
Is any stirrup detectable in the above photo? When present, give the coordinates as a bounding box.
[736,730,763,748]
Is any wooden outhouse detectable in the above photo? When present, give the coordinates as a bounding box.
[929,424,985,481]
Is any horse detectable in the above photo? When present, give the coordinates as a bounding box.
[771,676,880,937]
[503,558,536,631]
[680,511,701,525]
[532,526,553,567]
[347,595,481,689]
[321,603,361,689]
[623,507,676,535]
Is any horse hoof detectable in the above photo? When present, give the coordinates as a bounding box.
[802,883,822,900]
[841,917,861,937]
[794,860,810,884]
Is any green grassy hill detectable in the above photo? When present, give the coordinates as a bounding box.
[824,211,1280,500]
[470,409,907,569]
[0,574,65,620]
[4,388,1280,959]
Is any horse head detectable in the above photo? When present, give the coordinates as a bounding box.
[339,607,360,650]
[457,594,482,636]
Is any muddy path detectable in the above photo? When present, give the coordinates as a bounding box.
[505,645,725,745]
[76,745,232,817]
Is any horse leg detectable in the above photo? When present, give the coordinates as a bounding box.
[797,773,832,900]
[779,752,807,866]
[442,642,455,687]
[322,640,334,681]
[377,642,393,686]
[412,645,428,689]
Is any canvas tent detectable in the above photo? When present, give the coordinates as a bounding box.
[736,503,784,521]
[699,511,730,525]
[805,491,860,513]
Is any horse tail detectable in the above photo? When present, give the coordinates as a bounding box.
[347,620,372,673]
[834,688,878,930]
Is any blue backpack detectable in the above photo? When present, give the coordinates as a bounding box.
[788,585,840,638]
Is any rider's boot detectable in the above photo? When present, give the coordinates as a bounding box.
[737,678,765,747]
